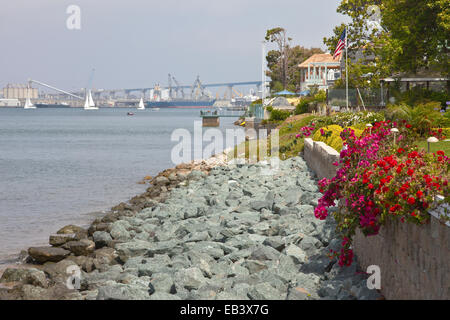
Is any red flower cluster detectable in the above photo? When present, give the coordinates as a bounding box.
[315,120,450,267]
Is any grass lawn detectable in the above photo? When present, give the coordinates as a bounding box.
[228,114,316,161]
[415,140,450,155]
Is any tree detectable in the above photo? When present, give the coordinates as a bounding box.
[380,0,450,77]
[325,0,450,90]
[265,28,291,89]
[323,0,385,89]
[265,38,323,93]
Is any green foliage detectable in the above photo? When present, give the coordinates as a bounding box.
[265,27,323,92]
[266,106,273,112]
[295,99,309,115]
[269,109,291,121]
[313,90,327,102]
[250,99,262,106]
[389,87,449,107]
[381,0,450,76]
[312,111,385,130]
[385,102,447,136]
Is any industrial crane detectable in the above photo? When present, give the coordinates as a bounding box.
[171,74,184,99]
[190,75,206,100]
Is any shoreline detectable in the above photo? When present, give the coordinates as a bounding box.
[0,149,232,274]
[0,151,383,300]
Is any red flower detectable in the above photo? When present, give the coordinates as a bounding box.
[437,150,444,156]
[397,148,405,154]
[368,183,374,189]
[406,124,412,129]
[407,168,414,176]
[407,197,415,205]
[416,190,423,198]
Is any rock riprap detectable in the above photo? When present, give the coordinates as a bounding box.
[0,156,382,300]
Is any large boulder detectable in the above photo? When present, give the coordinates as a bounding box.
[64,239,95,256]
[49,234,78,247]
[0,268,48,288]
[93,231,113,248]
[28,246,70,263]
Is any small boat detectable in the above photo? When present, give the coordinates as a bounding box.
[127,112,134,116]
[151,108,160,111]
[137,98,145,110]
[84,90,98,110]
[24,96,36,109]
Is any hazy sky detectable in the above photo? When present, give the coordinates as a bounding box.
[0,0,348,92]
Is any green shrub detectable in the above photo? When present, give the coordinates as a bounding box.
[386,102,447,136]
[313,90,327,102]
[269,109,291,121]
[266,106,273,112]
[295,99,309,115]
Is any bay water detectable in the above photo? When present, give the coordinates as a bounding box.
[0,107,237,263]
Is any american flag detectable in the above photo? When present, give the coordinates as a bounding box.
[333,28,346,59]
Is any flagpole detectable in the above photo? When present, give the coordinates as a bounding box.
[345,25,349,111]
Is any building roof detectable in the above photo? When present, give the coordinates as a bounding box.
[298,53,341,68]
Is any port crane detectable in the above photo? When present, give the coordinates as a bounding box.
[190,75,207,100]
[28,79,83,100]
[168,74,185,99]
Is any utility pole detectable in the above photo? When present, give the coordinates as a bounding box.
[262,41,266,101]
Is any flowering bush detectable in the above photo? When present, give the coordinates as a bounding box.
[298,123,316,138]
[312,111,385,130]
[315,120,450,267]
[312,125,364,152]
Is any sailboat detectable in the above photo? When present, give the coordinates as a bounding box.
[84,90,98,110]
[24,96,36,109]
[137,97,145,110]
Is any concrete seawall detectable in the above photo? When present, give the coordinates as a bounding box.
[303,138,340,180]
[303,137,450,300]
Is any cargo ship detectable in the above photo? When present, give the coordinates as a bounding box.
[35,102,71,108]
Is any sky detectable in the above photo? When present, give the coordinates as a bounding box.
[0,0,348,92]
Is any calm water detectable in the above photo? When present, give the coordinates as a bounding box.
[0,107,237,263]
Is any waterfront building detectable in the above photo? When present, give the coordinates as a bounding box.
[298,53,342,91]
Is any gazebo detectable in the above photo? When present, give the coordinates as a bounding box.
[298,53,342,91]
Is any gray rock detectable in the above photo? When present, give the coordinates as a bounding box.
[97,282,151,300]
[263,236,285,251]
[149,292,181,300]
[243,260,267,274]
[174,267,207,291]
[93,231,113,248]
[110,221,132,241]
[248,283,286,300]
[299,236,322,255]
[250,245,280,261]
[116,240,153,262]
[285,244,308,264]
[151,273,175,294]
[0,268,48,288]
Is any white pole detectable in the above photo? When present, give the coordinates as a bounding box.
[262,41,266,102]
[345,26,349,111]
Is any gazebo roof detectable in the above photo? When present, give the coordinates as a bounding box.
[298,53,341,68]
